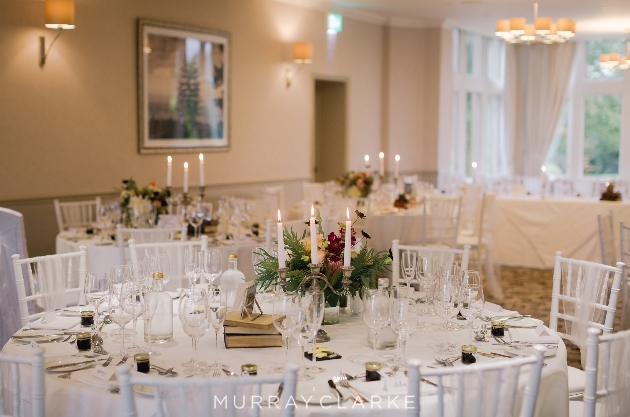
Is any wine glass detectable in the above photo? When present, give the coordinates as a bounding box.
[179,288,210,375]
[390,299,418,368]
[156,254,171,286]
[123,287,145,354]
[272,292,295,373]
[460,271,485,342]
[432,276,459,354]
[417,256,439,317]
[143,290,160,356]
[184,248,201,287]
[305,290,326,374]
[204,249,222,287]
[400,250,417,292]
[208,290,228,370]
[84,272,108,336]
[362,291,390,360]
[288,297,318,381]
[109,267,133,357]
[109,265,133,339]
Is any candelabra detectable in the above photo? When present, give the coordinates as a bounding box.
[277,263,354,296]
[199,185,205,202]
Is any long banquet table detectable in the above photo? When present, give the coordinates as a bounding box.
[2,300,568,417]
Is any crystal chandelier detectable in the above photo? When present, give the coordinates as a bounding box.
[495,3,575,44]
[599,41,630,70]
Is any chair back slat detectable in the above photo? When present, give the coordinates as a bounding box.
[0,349,45,417]
[407,347,545,417]
[620,222,630,330]
[117,224,185,263]
[423,195,462,248]
[598,210,616,266]
[392,240,470,286]
[11,247,86,326]
[54,197,100,232]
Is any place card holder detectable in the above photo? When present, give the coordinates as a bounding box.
[233,281,263,321]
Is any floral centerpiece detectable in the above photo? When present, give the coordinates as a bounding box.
[119,178,170,226]
[336,171,374,198]
[254,210,391,309]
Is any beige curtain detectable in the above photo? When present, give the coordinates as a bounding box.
[510,43,576,176]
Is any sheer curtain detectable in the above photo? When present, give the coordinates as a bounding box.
[509,43,576,176]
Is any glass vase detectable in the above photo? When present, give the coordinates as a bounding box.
[322,302,340,325]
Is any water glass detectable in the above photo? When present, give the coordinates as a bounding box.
[179,288,210,375]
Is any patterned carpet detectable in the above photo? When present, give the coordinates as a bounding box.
[486,267,583,369]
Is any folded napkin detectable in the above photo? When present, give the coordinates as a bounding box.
[481,302,519,318]
[13,342,78,358]
[508,325,560,344]
[28,316,80,330]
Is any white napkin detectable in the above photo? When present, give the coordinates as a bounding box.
[28,316,80,330]
[508,325,561,344]
[481,302,519,318]
[73,368,118,390]
[13,342,78,358]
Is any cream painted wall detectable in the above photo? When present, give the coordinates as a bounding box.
[0,0,383,201]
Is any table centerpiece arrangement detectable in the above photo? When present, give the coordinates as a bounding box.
[253,209,391,324]
[119,178,170,227]
[336,171,374,198]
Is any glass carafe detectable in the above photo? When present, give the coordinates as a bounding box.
[144,272,173,343]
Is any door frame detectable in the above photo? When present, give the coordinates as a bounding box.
[311,74,350,182]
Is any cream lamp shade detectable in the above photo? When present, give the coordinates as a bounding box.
[45,0,75,30]
[293,42,313,64]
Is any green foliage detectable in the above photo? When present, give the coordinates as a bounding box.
[583,94,621,176]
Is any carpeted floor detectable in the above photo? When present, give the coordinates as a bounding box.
[485,267,584,369]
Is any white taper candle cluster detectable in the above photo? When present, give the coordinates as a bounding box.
[310,205,317,264]
[277,211,285,267]
[344,207,351,267]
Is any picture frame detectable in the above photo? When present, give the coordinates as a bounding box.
[137,19,230,154]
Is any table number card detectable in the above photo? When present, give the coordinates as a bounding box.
[91,365,115,381]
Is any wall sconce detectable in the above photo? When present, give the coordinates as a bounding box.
[286,42,313,88]
[40,0,75,67]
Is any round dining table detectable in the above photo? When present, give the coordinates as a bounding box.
[2,299,568,417]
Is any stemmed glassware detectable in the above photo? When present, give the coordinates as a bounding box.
[84,272,108,337]
[208,290,228,370]
[184,248,201,287]
[432,275,460,354]
[305,290,326,374]
[143,290,160,356]
[460,271,485,342]
[417,256,439,316]
[390,299,418,368]
[400,251,417,292]
[363,291,391,360]
[179,288,210,375]
[186,206,204,239]
[288,297,319,381]
[272,292,295,373]
[108,265,133,357]
[204,249,222,288]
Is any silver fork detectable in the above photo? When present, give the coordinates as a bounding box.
[213,369,221,378]
[334,375,369,403]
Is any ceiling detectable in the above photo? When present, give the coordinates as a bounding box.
[286,0,630,37]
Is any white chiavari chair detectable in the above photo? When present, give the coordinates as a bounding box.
[406,346,546,417]
[549,251,624,398]
[422,195,462,248]
[116,363,298,417]
[392,240,470,287]
[117,224,186,264]
[12,247,87,327]
[0,349,45,417]
[598,211,616,267]
[128,237,208,291]
[620,222,630,330]
[262,185,285,214]
[458,185,482,235]
[54,197,101,232]
[569,327,630,417]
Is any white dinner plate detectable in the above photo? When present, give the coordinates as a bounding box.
[504,345,557,358]
[295,386,340,405]
[45,356,104,373]
[12,330,64,343]
[56,306,94,317]
[133,385,155,397]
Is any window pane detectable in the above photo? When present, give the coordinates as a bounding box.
[545,99,569,176]
[453,28,460,73]
[451,92,459,173]
[466,32,475,75]
[465,92,473,176]
[583,94,621,176]
[484,95,504,175]
[585,39,625,81]
[486,38,500,81]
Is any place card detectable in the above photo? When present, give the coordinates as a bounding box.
[91,365,115,381]
[385,378,408,393]
[535,325,550,337]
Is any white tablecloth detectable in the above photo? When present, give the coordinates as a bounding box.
[494,197,630,268]
[2,302,568,417]
[55,233,259,284]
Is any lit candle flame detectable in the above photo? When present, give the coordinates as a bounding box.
[472,162,477,168]
[395,154,400,162]
[379,152,384,158]
[199,153,204,161]
[311,205,315,216]
[184,162,188,169]
[541,165,546,172]
[167,156,172,163]
[278,210,281,222]
[364,155,369,162]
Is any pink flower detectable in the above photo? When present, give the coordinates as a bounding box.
[318,250,326,264]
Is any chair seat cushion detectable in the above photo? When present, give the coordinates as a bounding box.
[568,366,586,394]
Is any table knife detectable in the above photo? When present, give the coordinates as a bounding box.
[47,359,104,371]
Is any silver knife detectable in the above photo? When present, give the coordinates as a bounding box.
[47,358,105,371]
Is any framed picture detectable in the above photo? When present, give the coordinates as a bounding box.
[137,19,230,154]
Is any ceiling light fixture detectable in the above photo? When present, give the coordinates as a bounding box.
[495,2,575,45]
[599,40,630,70]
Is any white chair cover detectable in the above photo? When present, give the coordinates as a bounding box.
[406,346,546,417]
[116,363,299,417]
[0,208,28,346]
[549,252,624,367]
[620,222,630,330]
[0,348,45,417]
